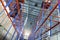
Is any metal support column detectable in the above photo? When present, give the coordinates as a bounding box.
[11,30,16,40]
[58,0,60,21]
[50,16,52,36]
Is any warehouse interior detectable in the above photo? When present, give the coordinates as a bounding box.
[0,0,60,40]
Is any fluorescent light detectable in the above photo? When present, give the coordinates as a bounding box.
[24,30,31,39]
[24,17,28,26]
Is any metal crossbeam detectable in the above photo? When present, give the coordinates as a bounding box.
[35,3,58,33]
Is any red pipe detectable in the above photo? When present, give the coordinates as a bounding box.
[35,3,58,33]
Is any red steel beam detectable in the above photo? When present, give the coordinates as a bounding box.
[36,19,59,34]
[35,3,58,33]
[46,14,60,18]
[18,0,24,3]
[48,18,60,22]
[51,14,60,18]
[16,0,24,18]
[35,19,60,35]
[0,0,16,30]
[36,22,60,36]
[41,22,60,35]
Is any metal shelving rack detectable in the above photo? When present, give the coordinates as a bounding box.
[28,0,60,40]
[0,0,60,40]
[0,0,24,40]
